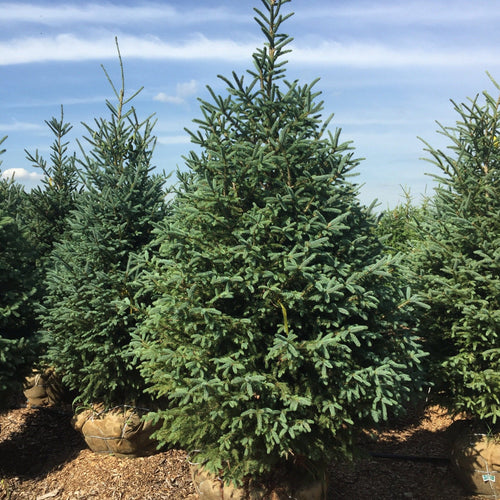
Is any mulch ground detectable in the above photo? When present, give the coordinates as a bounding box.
[0,401,482,500]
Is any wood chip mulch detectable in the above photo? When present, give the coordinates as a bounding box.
[0,403,483,499]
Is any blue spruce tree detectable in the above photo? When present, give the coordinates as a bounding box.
[412,78,500,426]
[41,50,167,406]
[135,0,427,486]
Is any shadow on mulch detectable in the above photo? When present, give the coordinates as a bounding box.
[326,408,476,500]
[0,407,85,479]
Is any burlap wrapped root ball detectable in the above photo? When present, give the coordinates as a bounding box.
[451,432,500,497]
[190,463,327,500]
[23,367,64,407]
[72,404,161,457]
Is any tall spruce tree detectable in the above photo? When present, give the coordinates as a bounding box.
[0,136,38,403]
[41,49,167,406]
[135,0,426,485]
[412,79,500,425]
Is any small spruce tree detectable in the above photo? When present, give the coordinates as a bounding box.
[25,107,80,272]
[412,78,500,425]
[41,48,167,406]
[375,190,428,256]
[136,0,426,485]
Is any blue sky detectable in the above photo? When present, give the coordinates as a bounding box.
[2,0,500,208]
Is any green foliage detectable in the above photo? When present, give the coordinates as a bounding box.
[25,107,81,271]
[41,47,167,406]
[0,137,38,402]
[412,77,500,424]
[0,336,37,404]
[0,141,30,223]
[0,213,37,340]
[376,190,428,255]
[135,0,426,485]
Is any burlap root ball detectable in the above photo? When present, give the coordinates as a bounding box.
[72,404,161,458]
[23,368,64,407]
[451,432,500,497]
[190,463,327,500]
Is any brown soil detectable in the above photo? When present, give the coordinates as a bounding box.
[0,403,482,500]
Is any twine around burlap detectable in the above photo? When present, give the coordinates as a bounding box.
[72,404,161,458]
[189,462,327,500]
[452,432,500,498]
[23,368,64,407]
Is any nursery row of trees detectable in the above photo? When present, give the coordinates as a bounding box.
[1,0,498,487]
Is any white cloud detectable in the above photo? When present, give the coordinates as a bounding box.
[8,95,109,110]
[177,80,198,97]
[154,79,198,105]
[3,0,494,31]
[0,34,256,66]
[290,41,499,68]
[154,93,184,105]
[0,3,247,26]
[1,167,43,181]
[1,32,498,69]
[0,121,44,132]
[301,1,500,25]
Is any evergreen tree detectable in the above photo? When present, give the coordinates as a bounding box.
[25,107,80,272]
[0,136,38,402]
[0,214,38,403]
[412,78,500,425]
[375,191,428,255]
[41,48,167,406]
[135,0,426,485]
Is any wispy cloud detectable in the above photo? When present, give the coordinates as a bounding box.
[0,121,44,132]
[0,34,256,66]
[337,117,417,126]
[3,1,495,30]
[1,167,43,181]
[154,93,184,105]
[290,42,499,68]
[5,95,111,110]
[154,79,199,104]
[0,3,247,26]
[301,1,500,25]
[1,32,497,69]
